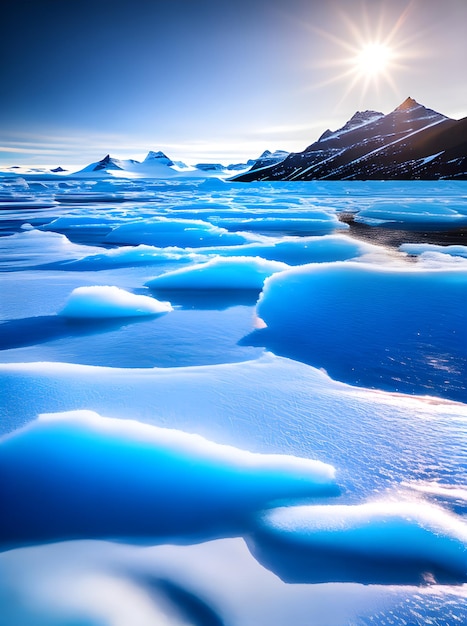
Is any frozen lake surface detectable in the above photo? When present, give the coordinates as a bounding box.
[1,177,466,625]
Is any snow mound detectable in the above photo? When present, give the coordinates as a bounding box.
[105,217,249,247]
[59,286,172,318]
[0,410,338,549]
[248,501,467,584]
[146,256,289,290]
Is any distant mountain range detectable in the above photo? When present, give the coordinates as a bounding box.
[234,98,467,181]
[68,148,289,178]
[1,98,465,180]
[0,149,289,178]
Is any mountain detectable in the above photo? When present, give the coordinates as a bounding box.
[194,162,226,172]
[225,159,257,171]
[234,98,467,181]
[72,152,254,178]
[247,149,289,171]
[143,150,194,171]
[74,154,138,174]
[73,152,179,178]
[143,150,174,166]
[199,150,289,173]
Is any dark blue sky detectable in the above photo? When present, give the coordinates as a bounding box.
[1,0,466,167]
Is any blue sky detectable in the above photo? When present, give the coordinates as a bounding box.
[1,0,466,168]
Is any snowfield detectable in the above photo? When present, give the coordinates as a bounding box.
[0,175,466,625]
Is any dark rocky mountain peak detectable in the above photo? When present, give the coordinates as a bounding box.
[317,110,384,144]
[234,98,466,182]
[394,96,419,111]
[248,149,289,171]
[343,109,384,129]
[391,97,449,123]
[93,155,123,171]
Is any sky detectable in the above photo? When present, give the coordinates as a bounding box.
[1,0,466,169]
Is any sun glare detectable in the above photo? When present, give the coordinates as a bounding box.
[303,4,417,102]
[355,43,393,76]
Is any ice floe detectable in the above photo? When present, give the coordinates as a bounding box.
[61,235,377,272]
[0,229,104,270]
[1,354,465,502]
[249,261,467,401]
[191,234,375,265]
[0,409,338,549]
[212,213,348,235]
[248,501,467,584]
[105,217,251,247]
[401,242,467,258]
[146,256,289,290]
[355,200,467,229]
[61,244,206,270]
[59,286,173,318]
[1,177,466,625]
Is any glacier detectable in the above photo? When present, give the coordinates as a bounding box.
[0,176,466,625]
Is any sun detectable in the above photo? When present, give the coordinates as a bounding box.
[302,4,417,102]
[354,43,393,77]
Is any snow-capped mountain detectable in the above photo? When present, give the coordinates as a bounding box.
[70,149,290,179]
[247,149,289,171]
[195,150,289,173]
[316,110,384,142]
[72,152,181,178]
[193,162,227,172]
[143,150,174,166]
[234,98,467,181]
[142,151,193,171]
[223,159,257,171]
[74,154,140,174]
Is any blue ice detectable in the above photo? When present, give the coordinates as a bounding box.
[0,410,338,550]
[248,261,467,401]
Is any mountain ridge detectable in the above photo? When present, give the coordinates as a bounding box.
[1,98,464,180]
[234,98,466,181]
